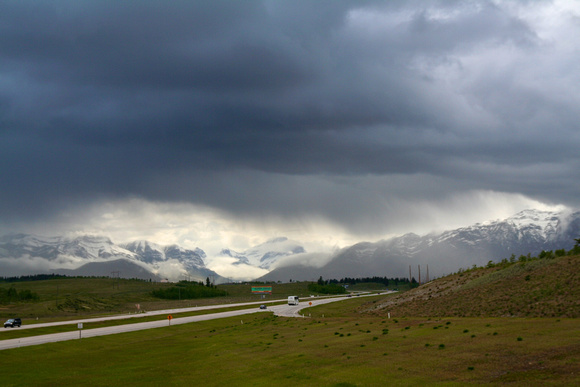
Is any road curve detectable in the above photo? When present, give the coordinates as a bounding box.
[0,300,277,332]
[0,293,389,350]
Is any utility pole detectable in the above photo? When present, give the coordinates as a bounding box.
[111,271,120,289]
[418,265,421,285]
[409,265,412,284]
[426,264,429,282]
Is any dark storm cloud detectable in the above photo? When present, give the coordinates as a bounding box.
[1,0,579,227]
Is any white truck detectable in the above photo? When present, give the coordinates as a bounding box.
[287,296,299,305]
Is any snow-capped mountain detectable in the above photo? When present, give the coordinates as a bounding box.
[122,240,222,282]
[0,235,225,283]
[219,237,306,269]
[258,209,580,282]
[1,209,578,283]
[0,234,136,262]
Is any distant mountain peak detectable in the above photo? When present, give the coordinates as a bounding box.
[258,209,580,282]
[220,237,306,269]
[266,237,288,244]
[0,234,224,283]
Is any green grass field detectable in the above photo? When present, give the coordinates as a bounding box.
[0,300,578,386]
[0,278,321,321]
[1,256,579,385]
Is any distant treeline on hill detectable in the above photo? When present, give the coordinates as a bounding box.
[0,274,68,282]
[455,241,580,274]
[328,276,415,286]
[0,274,152,283]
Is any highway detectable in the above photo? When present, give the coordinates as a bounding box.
[0,294,386,350]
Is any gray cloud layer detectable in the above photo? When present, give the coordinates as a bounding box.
[1,1,579,236]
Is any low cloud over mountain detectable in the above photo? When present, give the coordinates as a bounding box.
[0,235,224,283]
[258,209,580,282]
[1,210,578,283]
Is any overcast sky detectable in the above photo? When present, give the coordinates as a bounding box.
[1,1,579,271]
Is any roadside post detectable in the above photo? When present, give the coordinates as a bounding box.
[78,323,83,339]
[168,315,173,326]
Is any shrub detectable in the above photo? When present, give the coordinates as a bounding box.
[307,283,347,294]
[555,249,566,257]
[151,284,227,300]
[0,287,40,303]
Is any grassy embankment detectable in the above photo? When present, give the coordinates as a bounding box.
[0,279,341,321]
[0,255,578,385]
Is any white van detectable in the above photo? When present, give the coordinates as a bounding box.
[288,296,299,305]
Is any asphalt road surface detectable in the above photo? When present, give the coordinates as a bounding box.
[0,294,386,350]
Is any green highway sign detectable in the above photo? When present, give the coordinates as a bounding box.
[251,286,272,294]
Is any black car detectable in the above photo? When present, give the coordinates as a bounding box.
[259,305,267,309]
[4,318,22,328]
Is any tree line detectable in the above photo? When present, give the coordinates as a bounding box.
[0,286,39,304]
[1,274,154,283]
[319,276,415,287]
[1,274,68,283]
[151,280,227,300]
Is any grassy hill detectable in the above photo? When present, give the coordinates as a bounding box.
[360,254,580,318]
[0,278,331,320]
[1,257,579,385]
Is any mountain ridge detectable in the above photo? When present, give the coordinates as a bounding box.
[258,209,580,282]
[0,235,224,283]
[1,209,578,283]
